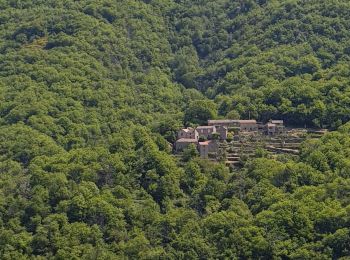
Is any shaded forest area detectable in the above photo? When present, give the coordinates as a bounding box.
[1,0,350,258]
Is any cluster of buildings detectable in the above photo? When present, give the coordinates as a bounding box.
[175,119,285,158]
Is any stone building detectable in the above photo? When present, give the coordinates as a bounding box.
[239,120,258,132]
[271,120,284,128]
[208,120,239,128]
[208,119,258,132]
[266,120,285,135]
[196,125,216,139]
[178,127,198,140]
[265,122,277,135]
[198,140,219,159]
[175,138,198,152]
[215,125,228,140]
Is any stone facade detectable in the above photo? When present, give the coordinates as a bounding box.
[198,140,219,159]
[208,120,239,128]
[239,120,258,132]
[196,126,216,139]
[266,123,276,135]
[178,127,198,140]
[267,120,284,135]
[208,119,259,132]
[175,138,198,152]
[215,125,228,140]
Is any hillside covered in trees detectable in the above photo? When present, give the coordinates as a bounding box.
[1,0,350,258]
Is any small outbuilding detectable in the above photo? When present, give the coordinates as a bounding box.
[269,120,285,134]
[198,140,219,159]
[266,123,276,135]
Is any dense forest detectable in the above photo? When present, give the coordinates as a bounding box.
[1,0,350,258]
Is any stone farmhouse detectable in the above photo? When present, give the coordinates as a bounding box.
[265,120,284,135]
[196,125,216,139]
[178,127,198,140]
[207,119,237,127]
[208,119,259,132]
[175,119,285,158]
[239,120,259,131]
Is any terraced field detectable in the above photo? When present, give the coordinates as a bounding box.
[224,129,327,168]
